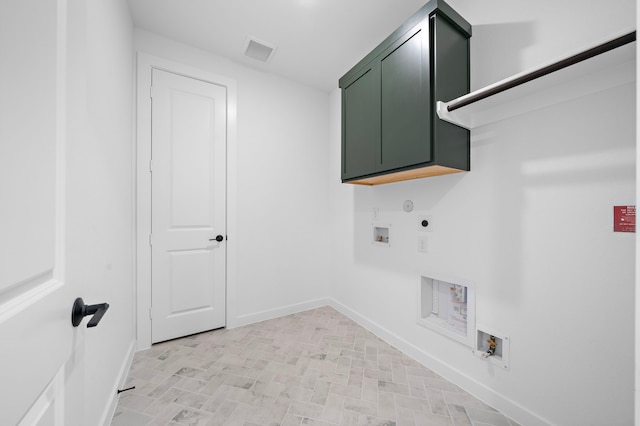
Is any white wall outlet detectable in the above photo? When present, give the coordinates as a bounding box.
[417,215,433,232]
[372,207,379,220]
[417,236,428,252]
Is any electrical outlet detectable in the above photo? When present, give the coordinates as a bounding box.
[417,236,428,253]
[417,215,433,232]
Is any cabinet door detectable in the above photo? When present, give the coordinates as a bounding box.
[341,64,380,180]
[379,20,431,172]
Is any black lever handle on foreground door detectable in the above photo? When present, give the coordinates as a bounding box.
[71,297,109,328]
[209,235,224,242]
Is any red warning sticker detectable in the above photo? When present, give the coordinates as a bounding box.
[614,205,635,233]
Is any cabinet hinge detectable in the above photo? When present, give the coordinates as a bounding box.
[149,234,152,246]
[149,307,153,320]
[150,86,153,99]
[149,159,153,173]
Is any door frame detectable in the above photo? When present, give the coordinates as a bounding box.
[135,53,238,350]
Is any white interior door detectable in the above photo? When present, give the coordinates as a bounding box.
[0,0,82,424]
[151,68,227,343]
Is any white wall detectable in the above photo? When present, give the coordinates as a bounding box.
[65,0,135,424]
[134,30,332,328]
[328,2,636,425]
[127,2,635,424]
[636,3,640,424]
[448,0,636,90]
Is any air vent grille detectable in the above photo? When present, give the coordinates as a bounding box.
[243,37,276,63]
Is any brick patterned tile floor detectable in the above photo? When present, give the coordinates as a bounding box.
[111,306,518,426]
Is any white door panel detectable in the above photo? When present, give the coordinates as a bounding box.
[169,249,214,312]
[17,367,65,426]
[3,285,70,425]
[0,0,80,424]
[151,69,226,343]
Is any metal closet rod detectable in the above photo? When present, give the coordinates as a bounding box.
[447,31,637,112]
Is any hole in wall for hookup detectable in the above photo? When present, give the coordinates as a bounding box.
[372,222,391,247]
[474,326,510,371]
[417,275,475,347]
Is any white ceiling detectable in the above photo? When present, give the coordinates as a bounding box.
[125,0,636,92]
[126,0,433,92]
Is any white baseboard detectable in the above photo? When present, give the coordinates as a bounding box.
[327,299,552,426]
[100,339,136,426]
[228,297,330,329]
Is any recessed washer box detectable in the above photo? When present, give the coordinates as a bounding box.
[417,274,475,347]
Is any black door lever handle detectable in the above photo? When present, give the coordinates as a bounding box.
[71,297,109,328]
[209,235,224,242]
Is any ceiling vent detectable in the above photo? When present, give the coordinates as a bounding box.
[243,37,277,63]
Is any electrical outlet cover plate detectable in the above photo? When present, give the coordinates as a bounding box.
[417,236,428,253]
[417,214,433,232]
[372,207,379,220]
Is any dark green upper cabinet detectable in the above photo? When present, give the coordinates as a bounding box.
[342,65,379,180]
[380,20,430,173]
[340,0,471,185]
